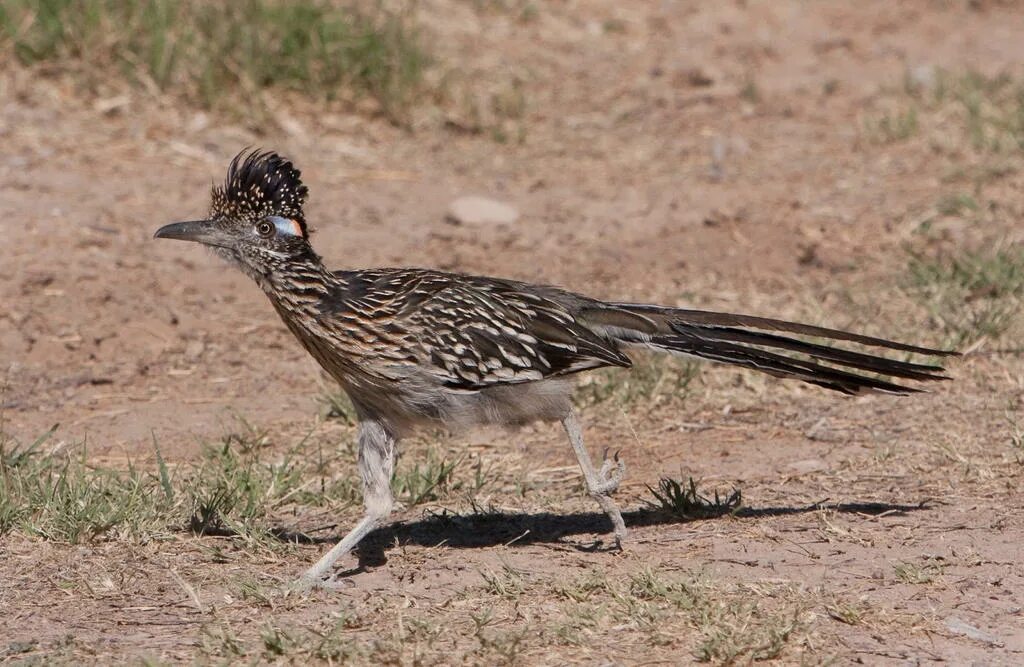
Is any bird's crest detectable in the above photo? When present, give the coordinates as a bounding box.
[211,149,309,236]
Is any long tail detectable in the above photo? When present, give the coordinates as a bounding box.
[579,302,958,395]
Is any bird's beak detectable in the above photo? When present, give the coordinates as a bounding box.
[154,220,231,248]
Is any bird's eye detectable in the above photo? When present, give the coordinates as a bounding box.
[256,220,275,238]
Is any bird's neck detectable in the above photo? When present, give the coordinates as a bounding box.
[255,250,336,305]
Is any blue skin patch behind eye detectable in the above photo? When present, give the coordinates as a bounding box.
[267,215,299,236]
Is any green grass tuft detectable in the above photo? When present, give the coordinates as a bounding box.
[0,422,362,549]
[910,69,1024,154]
[1,425,172,542]
[645,476,742,520]
[392,447,462,506]
[936,70,1024,153]
[865,107,919,144]
[906,246,1024,347]
[0,0,431,123]
[391,445,497,507]
[935,192,979,217]
[574,354,698,410]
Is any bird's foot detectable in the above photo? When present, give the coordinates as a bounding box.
[289,573,355,593]
[594,449,626,495]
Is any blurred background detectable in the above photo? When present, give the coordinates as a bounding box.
[1,1,1022,663]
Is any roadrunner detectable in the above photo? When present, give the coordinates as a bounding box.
[155,150,956,587]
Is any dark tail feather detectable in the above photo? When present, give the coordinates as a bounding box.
[669,323,950,382]
[649,334,925,395]
[610,303,958,357]
[587,303,958,395]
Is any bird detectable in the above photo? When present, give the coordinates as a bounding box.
[155,149,957,588]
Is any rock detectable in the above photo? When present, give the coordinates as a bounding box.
[945,617,1003,647]
[184,340,206,362]
[907,64,937,93]
[446,196,519,226]
[786,459,829,474]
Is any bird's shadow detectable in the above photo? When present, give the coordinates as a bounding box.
[270,499,931,574]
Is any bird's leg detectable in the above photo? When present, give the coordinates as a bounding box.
[562,411,627,545]
[297,419,396,588]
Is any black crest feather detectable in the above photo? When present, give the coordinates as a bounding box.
[211,149,309,236]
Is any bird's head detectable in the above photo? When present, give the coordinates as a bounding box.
[155,149,316,277]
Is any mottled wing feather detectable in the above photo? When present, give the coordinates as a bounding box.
[328,269,630,391]
[411,278,630,390]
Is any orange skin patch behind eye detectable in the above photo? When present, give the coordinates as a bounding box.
[290,219,303,237]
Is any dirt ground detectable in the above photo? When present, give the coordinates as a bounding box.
[2,1,1024,664]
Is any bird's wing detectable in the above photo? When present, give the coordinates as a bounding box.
[392,274,631,391]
